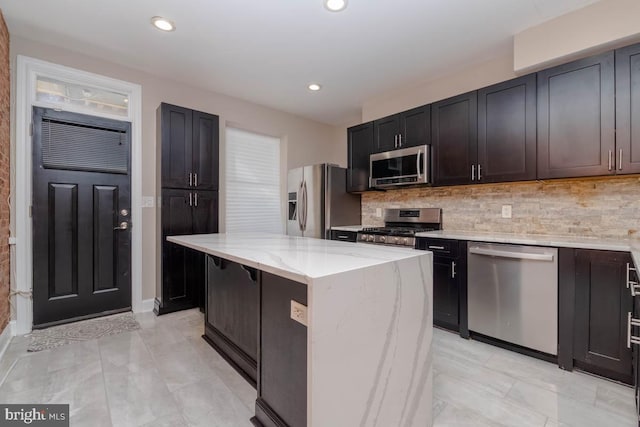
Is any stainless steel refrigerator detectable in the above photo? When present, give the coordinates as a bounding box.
[287,164,361,239]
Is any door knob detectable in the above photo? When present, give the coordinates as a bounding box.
[114,221,129,230]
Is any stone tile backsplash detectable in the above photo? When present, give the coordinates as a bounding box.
[362,176,640,239]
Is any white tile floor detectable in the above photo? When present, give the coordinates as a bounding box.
[0,310,635,427]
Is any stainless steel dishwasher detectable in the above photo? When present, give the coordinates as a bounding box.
[468,242,558,355]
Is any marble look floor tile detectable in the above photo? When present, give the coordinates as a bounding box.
[594,380,636,420]
[103,366,180,427]
[483,350,597,405]
[152,339,219,392]
[139,411,189,427]
[44,339,101,372]
[434,372,548,427]
[68,401,112,427]
[171,377,253,427]
[0,351,52,393]
[433,404,505,427]
[432,328,496,364]
[432,397,448,420]
[98,331,155,375]
[138,324,190,356]
[507,380,636,427]
[41,360,104,406]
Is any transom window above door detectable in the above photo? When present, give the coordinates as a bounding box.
[36,76,129,117]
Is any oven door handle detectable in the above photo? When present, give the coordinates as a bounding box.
[469,247,555,262]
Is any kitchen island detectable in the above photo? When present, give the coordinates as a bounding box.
[167,233,433,427]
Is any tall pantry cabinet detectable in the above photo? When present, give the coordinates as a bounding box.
[155,103,220,315]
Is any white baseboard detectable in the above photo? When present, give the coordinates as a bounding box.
[0,321,15,362]
[139,299,155,313]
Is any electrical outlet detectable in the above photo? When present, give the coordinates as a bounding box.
[501,205,512,219]
[376,208,382,218]
[290,300,308,326]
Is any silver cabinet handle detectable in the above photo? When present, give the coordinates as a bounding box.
[194,192,198,207]
[394,134,398,148]
[189,172,193,187]
[627,312,640,348]
[428,245,445,250]
[627,262,639,297]
[399,134,402,147]
[608,150,612,171]
[471,164,475,181]
[114,221,129,230]
[451,261,456,278]
[477,164,482,180]
[189,192,193,207]
[619,149,623,171]
[194,173,198,186]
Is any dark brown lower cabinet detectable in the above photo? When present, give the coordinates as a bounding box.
[204,256,258,385]
[573,249,633,384]
[253,272,307,427]
[415,238,468,337]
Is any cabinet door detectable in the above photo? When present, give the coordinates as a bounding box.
[615,43,640,175]
[192,111,220,190]
[401,105,431,148]
[161,189,195,309]
[192,190,219,234]
[373,114,400,152]
[537,52,615,179]
[432,91,478,186]
[433,257,459,330]
[478,75,536,183]
[574,249,633,384]
[160,103,193,189]
[347,122,374,192]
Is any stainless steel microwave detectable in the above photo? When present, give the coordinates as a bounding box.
[369,145,429,188]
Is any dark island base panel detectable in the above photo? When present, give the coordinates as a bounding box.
[153,298,196,315]
[250,399,287,427]
[203,323,257,387]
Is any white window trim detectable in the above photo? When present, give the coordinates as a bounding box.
[14,55,144,335]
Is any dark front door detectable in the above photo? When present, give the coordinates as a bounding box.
[32,107,132,328]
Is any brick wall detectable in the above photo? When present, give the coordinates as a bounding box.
[362,176,640,239]
[0,11,10,334]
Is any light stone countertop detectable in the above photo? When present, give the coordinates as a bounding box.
[330,225,364,232]
[415,230,640,267]
[167,232,423,284]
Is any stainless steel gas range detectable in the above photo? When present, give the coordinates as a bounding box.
[357,208,442,247]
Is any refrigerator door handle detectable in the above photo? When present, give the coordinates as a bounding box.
[302,180,309,231]
[298,181,304,232]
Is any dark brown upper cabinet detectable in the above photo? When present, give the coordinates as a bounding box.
[347,122,374,192]
[537,52,615,179]
[160,103,219,190]
[431,91,477,186]
[615,43,640,175]
[477,74,537,183]
[373,105,430,153]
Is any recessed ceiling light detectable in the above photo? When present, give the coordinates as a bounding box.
[308,83,322,91]
[151,16,175,32]
[324,0,347,12]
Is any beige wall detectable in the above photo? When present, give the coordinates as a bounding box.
[9,36,344,302]
[361,55,517,123]
[362,176,640,239]
[514,0,640,72]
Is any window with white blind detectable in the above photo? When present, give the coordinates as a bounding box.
[225,128,282,233]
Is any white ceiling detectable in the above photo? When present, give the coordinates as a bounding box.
[0,0,599,125]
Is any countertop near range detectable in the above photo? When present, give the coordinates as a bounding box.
[330,225,364,232]
[168,232,433,427]
[168,232,422,284]
[415,230,640,266]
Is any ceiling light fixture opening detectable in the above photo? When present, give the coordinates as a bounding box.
[324,0,348,12]
[151,16,175,32]
[308,83,322,92]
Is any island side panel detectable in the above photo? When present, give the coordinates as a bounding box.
[308,253,433,427]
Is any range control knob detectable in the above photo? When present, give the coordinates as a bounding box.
[391,237,399,244]
[360,234,367,241]
[403,238,410,245]
[380,236,386,243]
[367,235,375,242]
